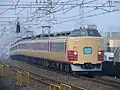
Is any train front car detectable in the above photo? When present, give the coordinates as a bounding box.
[9,25,104,76]
[68,27,104,75]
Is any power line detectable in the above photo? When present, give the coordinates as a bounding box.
[63,0,85,13]
[53,9,120,25]
[0,0,120,27]
[21,0,100,24]
[0,1,15,15]
[15,0,20,7]
[10,0,15,5]
[51,0,72,12]
[0,16,32,18]
[1,1,117,7]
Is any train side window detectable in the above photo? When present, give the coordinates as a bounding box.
[38,43,48,51]
[51,43,64,52]
[58,43,64,52]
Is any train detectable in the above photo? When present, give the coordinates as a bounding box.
[10,25,104,75]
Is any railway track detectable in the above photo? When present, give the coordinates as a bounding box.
[0,60,86,90]
[36,60,120,89]
[79,76,120,89]
[24,60,120,88]
[1,60,120,90]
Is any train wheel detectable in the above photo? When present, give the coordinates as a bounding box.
[72,71,79,77]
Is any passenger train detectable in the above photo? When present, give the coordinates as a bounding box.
[10,25,104,75]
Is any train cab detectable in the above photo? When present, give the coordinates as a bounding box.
[67,26,104,73]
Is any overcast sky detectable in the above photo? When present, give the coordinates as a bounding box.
[0,0,119,55]
[0,0,120,34]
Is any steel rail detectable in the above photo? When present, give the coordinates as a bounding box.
[1,60,120,89]
[0,60,86,90]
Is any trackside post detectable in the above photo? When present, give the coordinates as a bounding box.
[25,71,30,87]
[16,71,22,87]
[4,65,9,76]
[60,84,72,90]
[50,84,61,90]
[0,65,4,76]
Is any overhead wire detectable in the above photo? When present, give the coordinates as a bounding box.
[49,0,61,11]
[22,0,98,24]
[15,0,20,7]
[0,0,21,23]
[15,0,21,20]
[53,8,95,20]
[0,7,12,15]
[63,0,85,13]
[16,8,27,14]
[0,0,21,33]
[48,8,98,24]
[10,0,15,5]
[0,0,16,15]
[26,0,72,21]
[27,0,60,24]
[29,0,59,15]
[14,0,56,26]
[3,0,120,27]
[53,9,120,25]
[1,0,103,25]
[51,0,72,11]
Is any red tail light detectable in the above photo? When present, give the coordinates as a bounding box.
[68,50,78,61]
[98,50,104,61]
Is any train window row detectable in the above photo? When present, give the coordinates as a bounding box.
[51,43,64,52]
[10,42,65,52]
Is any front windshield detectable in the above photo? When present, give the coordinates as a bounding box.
[87,29,101,37]
[69,29,101,37]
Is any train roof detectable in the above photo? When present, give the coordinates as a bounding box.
[36,30,71,38]
[11,30,72,46]
[11,25,98,46]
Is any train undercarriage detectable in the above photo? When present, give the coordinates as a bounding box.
[10,55,102,76]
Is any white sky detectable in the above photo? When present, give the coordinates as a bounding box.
[0,0,120,55]
[0,0,120,34]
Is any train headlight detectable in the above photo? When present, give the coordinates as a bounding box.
[98,51,101,55]
[74,51,77,55]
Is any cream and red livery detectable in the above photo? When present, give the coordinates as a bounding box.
[10,25,104,75]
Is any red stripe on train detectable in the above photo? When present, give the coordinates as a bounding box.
[64,41,67,53]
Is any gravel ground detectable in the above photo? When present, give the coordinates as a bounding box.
[3,59,120,90]
[0,60,49,90]
[0,77,20,90]
[101,76,120,83]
